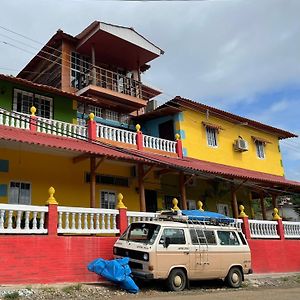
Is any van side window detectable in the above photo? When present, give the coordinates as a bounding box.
[217,231,240,246]
[160,228,186,245]
[190,230,216,245]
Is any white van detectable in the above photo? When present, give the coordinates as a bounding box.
[113,211,252,291]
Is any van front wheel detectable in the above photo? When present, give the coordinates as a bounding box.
[226,267,243,288]
[167,269,187,291]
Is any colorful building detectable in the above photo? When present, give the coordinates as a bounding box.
[1,21,300,220]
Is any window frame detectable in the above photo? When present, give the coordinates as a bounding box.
[205,126,218,148]
[13,88,53,119]
[159,228,186,245]
[8,180,32,205]
[255,140,266,159]
[217,230,240,246]
[100,190,116,209]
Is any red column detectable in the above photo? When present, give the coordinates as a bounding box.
[30,106,37,132]
[240,216,251,240]
[117,208,128,235]
[88,113,97,142]
[136,124,144,151]
[46,203,58,236]
[277,219,285,240]
[175,134,183,158]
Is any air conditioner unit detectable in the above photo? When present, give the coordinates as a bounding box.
[234,139,248,152]
[145,99,157,113]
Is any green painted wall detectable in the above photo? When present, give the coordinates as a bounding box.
[0,79,76,123]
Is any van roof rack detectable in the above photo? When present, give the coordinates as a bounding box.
[157,210,235,226]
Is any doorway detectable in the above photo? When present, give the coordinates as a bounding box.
[158,120,175,141]
[145,190,158,212]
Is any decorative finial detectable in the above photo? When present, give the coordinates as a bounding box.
[172,198,180,211]
[89,113,95,121]
[273,208,281,220]
[175,133,180,140]
[136,124,141,132]
[116,193,127,209]
[239,205,248,218]
[46,186,58,205]
[30,106,36,116]
[197,200,204,211]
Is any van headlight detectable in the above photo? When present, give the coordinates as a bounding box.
[143,253,149,261]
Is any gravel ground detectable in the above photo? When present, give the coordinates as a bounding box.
[0,274,300,300]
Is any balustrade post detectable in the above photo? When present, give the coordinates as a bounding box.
[45,187,58,236]
[30,106,37,132]
[273,208,285,240]
[135,124,144,150]
[175,134,183,158]
[239,205,251,240]
[116,193,128,234]
[88,113,97,142]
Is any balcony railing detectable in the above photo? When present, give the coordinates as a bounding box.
[249,219,280,239]
[0,108,182,157]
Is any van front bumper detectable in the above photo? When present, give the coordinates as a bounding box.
[132,270,154,280]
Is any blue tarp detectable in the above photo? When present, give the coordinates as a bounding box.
[181,210,234,224]
[87,257,139,294]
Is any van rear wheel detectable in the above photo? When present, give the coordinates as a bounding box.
[167,268,187,291]
[226,267,243,288]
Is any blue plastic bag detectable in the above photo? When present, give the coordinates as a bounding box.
[88,257,139,293]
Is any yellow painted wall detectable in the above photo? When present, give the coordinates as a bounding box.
[177,109,284,176]
[0,148,152,210]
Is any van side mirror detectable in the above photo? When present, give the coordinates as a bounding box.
[164,237,171,248]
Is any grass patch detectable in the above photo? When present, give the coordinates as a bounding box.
[4,292,20,300]
[62,284,82,294]
[281,277,289,282]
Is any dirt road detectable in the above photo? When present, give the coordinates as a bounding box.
[114,287,300,300]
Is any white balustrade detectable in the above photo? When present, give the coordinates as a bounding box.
[57,206,119,234]
[36,116,87,139]
[97,123,137,145]
[283,221,300,238]
[0,109,30,130]
[249,220,279,239]
[143,134,177,153]
[230,218,243,230]
[127,211,159,225]
[0,204,48,234]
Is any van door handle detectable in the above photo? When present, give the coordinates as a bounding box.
[183,251,190,255]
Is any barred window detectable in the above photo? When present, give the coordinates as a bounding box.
[206,126,218,147]
[9,181,31,205]
[255,141,265,159]
[100,191,116,209]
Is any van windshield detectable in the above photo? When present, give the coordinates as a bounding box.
[120,223,161,245]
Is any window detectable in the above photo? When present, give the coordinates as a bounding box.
[100,191,116,209]
[13,89,53,119]
[9,181,31,205]
[190,230,217,245]
[206,126,218,147]
[88,105,103,118]
[71,52,90,89]
[160,228,186,245]
[217,203,229,216]
[106,110,119,122]
[85,173,129,187]
[255,141,265,159]
[217,231,240,246]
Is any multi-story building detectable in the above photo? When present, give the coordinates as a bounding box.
[1,21,299,220]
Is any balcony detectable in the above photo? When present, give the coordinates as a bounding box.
[0,108,179,157]
[74,66,160,112]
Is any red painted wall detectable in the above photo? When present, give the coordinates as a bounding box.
[249,239,300,273]
[0,235,117,284]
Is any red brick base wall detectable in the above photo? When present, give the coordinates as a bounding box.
[0,235,117,284]
[249,239,300,273]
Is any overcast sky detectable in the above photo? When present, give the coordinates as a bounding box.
[0,0,299,181]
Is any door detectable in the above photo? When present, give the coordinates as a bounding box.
[145,190,158,212]
[158,120,175,141]
[156,227,190,278]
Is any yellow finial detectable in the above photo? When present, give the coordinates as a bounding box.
[175,133,180,140]
[197,200,204,211]
[116,193,127,209]
[136,124,141,132]
[273,208,281,220]
[172,198,180,211]
[46,186,58,205]
[239,205,248,218]
[89,113,95,121]
[30,106,36,116]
